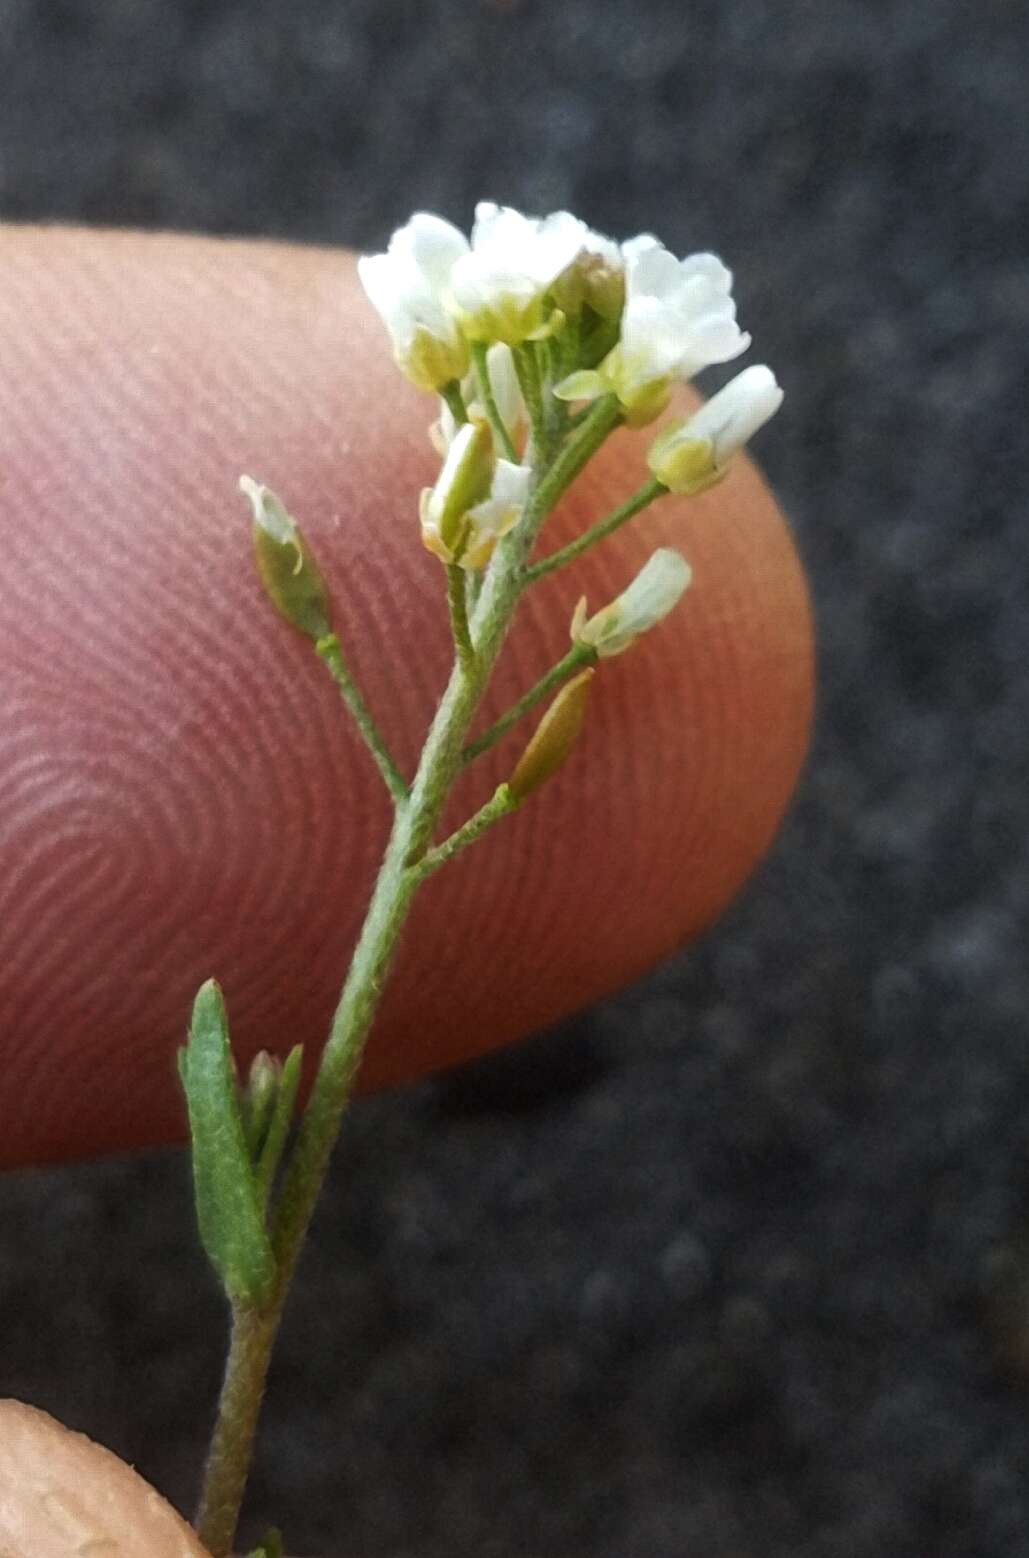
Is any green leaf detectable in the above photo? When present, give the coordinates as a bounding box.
[179,980,276,1306]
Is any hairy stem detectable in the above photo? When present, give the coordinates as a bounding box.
[315,634,409,803]
[446,564,476,669]
[194,393,620,1557]
[526,477,666,583]
[513,344,545,455]
[412,784,518,880]
[195,1302,278,1558]
[462,644,597,764]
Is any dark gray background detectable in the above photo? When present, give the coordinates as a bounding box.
[3,1,1029,1554]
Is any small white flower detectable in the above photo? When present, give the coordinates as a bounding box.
[571,548,692,658]
[620,239,749,384]
[648,366,784,493]
[358,213,471,391]
[448,202,592,345]
[462,458,532,570]
[556,238,751,424]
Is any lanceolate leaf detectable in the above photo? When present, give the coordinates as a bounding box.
[179,980,276,1306]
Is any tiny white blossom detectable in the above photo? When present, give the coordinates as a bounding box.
[570,548,692,658]
[448,202,592,345]
[462,458,532,570]
[358,213,470,391]
[648,366,784,493]
[620,239,749,383]
[556,238,751,424]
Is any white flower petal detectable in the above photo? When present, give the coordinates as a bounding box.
[573,549,692,657]
[393,212,469,290]
[647,366,783,492]
[239,475,295,544]
[359,214,470,388]
[485,343,525,434]
[490,458,532,507]
[606,237,752,413]
[450,203,593,344]
[679,365,784,464]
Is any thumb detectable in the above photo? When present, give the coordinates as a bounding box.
[0,1399,210,1556]
[0,226,812,1166]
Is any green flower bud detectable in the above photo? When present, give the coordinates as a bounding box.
[178,980,276,1306]
[240,1051,281,1160]
[552,249,626,323]
[241,476,333,641]
[419,418,495,563]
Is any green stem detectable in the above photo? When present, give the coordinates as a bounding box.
[195,1301,279,1558]
[516,395,622,549]
[462,644,597,764]
[441,379,468,425]
[526,476,666,583]
[446,564,476,669]
[471,340,518,461]
[513,344,545,455]
[466,570,484,614]
[563,402,595,433]
[412,784,517,879]
[193,386,621,1558]
[315,635,409,804]
[537,338,567,458]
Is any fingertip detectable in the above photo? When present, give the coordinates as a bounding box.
[0,227,812,1162]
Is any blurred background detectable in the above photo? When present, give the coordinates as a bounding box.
[2,1,1028,1554]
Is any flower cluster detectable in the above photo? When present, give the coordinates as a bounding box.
[359,202,782,576]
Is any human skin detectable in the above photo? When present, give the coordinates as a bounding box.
[0,1399,211,1557]
[0,226,812,1546]
[0,226,812,1169]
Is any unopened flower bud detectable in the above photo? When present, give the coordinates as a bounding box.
[241,1051,281,1159]
[552,242,626,322]
[508,669,594,801]
[570,549,691,658]
[420,419,495,564]
[242,476,333,641]
[648,366,783,492]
